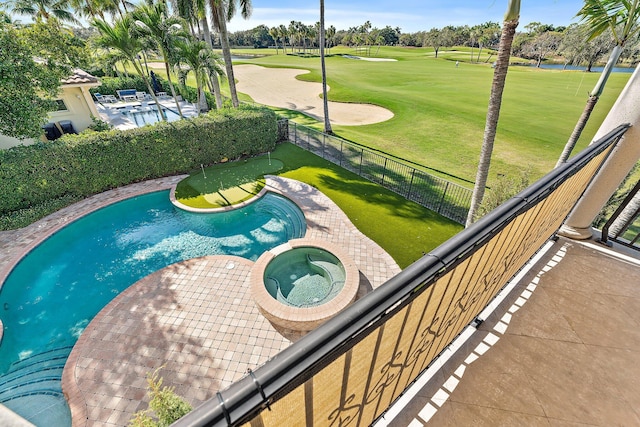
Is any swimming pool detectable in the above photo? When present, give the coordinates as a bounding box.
[0,190,305,424]
[122,106,181,126]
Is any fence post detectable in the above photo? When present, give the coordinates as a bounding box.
[322,132,326,159]
[340,140,343,167]
[359,149,364,176]
[307,127,311,150]
[408,169,416,199]
[294,122,298,144]
[382,158,388,186]
[438,182,450,215]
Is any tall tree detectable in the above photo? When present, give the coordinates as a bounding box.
[0,22,71,138]
[556,0,640,167]
[268,26,279,53]
[558,24,614,71]
[210,0,252,108]
[173,37,224,114]
[278,24,288,53]
[170,0,225,109]
[94,17,166,120]
[131,2,187,118]
[466,0,520,226]
[6,0,77,24]
[319,0,331,133]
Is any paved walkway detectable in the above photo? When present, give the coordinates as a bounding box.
[0,175,400,426]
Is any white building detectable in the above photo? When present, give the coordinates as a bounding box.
[0,69,101,149]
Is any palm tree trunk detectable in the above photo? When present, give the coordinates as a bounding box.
[215,2,240,107]
[320,0,332,134]
[200,17,224,109]
[555,45,623,167]
[466,18,519,227]
[164,61,185,118]
[555,96,598,167]
[133,59,166,120]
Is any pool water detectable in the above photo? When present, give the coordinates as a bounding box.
[264,247,345,307]
[122,106,181,126]
[0,190,305,424]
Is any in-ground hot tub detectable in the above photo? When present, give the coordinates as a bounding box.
[250,239,359,339]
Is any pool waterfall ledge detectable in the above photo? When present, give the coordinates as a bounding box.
[250,239,360,340]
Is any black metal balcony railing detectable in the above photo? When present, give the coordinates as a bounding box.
[601,178,640,250]
[174,124,630,427]
[280,120,472,224]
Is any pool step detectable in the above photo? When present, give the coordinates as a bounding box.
[7,346,73,372]
[307,255,345,303]
[2,391,70,426]
[0,378,63,403]
[306,256,344,284]
[258,197,306,239]
[0,365,64,391]
[0,346,70,405]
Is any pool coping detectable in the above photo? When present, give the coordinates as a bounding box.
[249,238,360,339]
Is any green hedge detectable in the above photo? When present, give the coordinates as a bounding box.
[90,75,156,96]
[0,105,277,216]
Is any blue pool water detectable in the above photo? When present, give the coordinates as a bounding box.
[0,190,305,424]
[122,106,181,126]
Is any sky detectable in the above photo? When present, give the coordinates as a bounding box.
[226,0,587,33]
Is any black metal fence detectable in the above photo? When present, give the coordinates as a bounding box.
[601,177,640,250]
[281,120,472,224]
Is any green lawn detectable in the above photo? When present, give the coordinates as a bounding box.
[231,45,631,186]
[174,157,284,208]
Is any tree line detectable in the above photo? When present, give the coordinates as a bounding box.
[226,19,640,68]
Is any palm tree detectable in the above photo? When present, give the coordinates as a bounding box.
[7,0,77,24]
[131,2,187,118]
[278,24,288,53]
[320,0,332,134]
[93,17,166,120]
[69,0,104,20]
[268,26,279,53]
[466,0,520,227]
[326,24,336,53]
[169,0,224,109]
[556,0,640,167]
[173,37,224,115]
[210,0,252,108]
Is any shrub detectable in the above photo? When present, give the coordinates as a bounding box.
[0,105,277,220]
[90,75,153,96]
[129,368,192,427]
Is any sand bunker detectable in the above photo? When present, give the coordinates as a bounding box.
[342,55,398,62]
[234,64,394,126]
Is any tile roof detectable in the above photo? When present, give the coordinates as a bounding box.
[61,68,100,85]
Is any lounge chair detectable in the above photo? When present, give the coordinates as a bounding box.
[116,89,138,102]
[136,91,150,101]
[94,93,116,103]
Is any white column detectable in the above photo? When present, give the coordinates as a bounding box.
[559,66,640,239]
[81,86,100,118]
